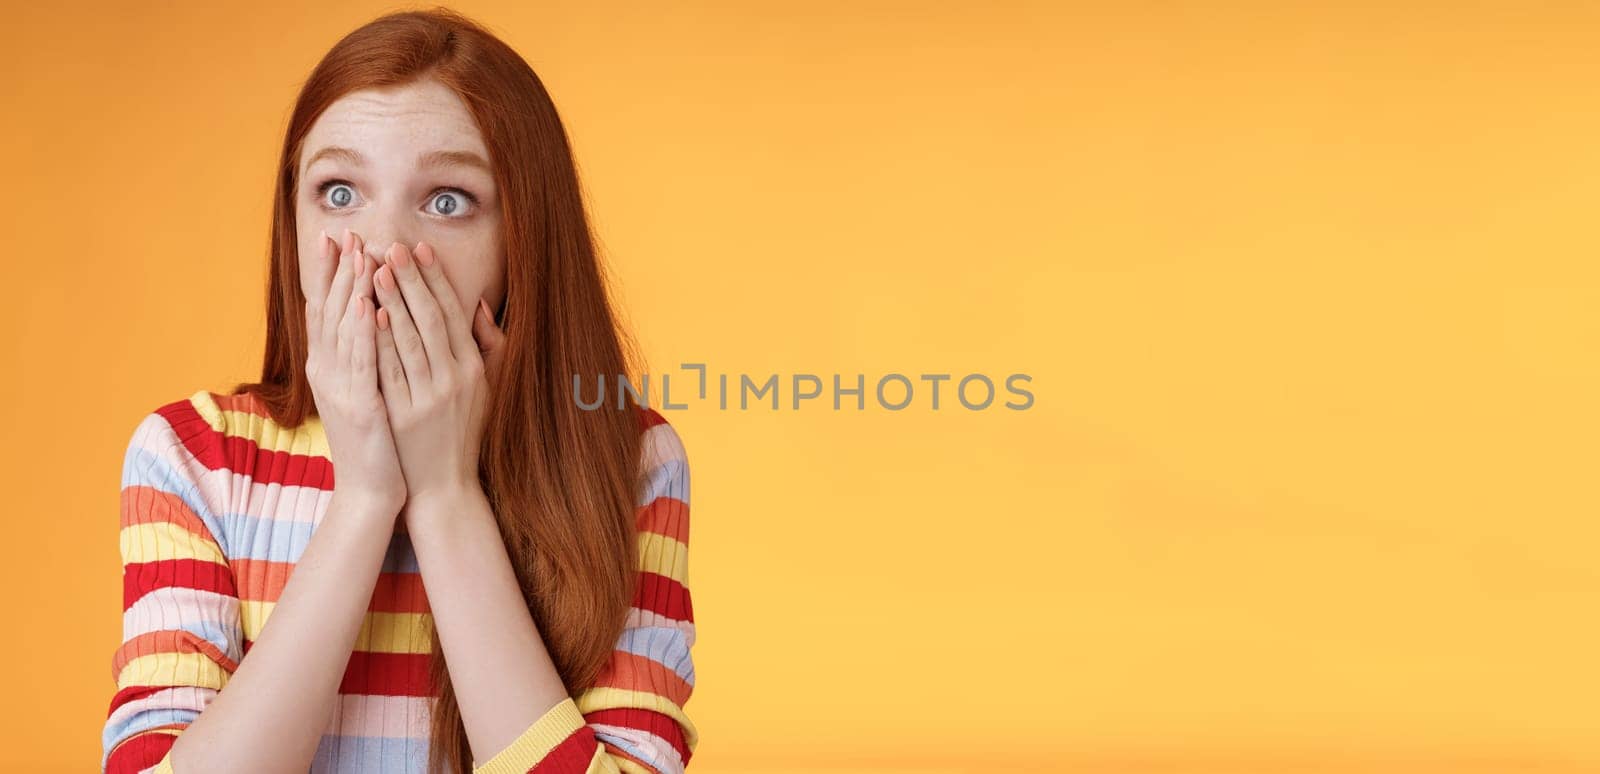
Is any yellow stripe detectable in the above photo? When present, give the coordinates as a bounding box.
[116,651,230,692]
[471,689,696,773]
[472,696,588,774]
[239,600,272,640]
[111,731,180,774]
[205,400,331,457]
[238,602,432,652]
[610,753,653,774]
[120,522,227,565]
[188,390,226,432]
[575,686,699,752]
[352,611,434,653]
[636,531,687,585]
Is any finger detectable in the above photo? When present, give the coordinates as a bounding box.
[334,257,365,379]
[411,241,479,368]
[350,234,375,319]
[345,242,376,398]
[376,306,410,408]
[387,242,454,375]
[472,297,508,382]
[349,296,377,399]
[323,229,358,348]
[373,257,432,390]
[303,228,338,338]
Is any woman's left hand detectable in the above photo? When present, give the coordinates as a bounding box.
[371,240,508,516]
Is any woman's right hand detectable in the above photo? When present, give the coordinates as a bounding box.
[302,228,407,515]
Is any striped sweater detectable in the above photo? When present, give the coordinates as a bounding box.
[102,389,698,773]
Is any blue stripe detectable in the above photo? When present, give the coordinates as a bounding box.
[592,727,673,773]
[123,430,231,558]
[311,733,430,773]
[102,705,200,771]
[616,626,695,687]
[638,458,689,508]
[216,511,417,572]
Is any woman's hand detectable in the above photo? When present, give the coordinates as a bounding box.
[371,240,508,515]
[301,228,407,516]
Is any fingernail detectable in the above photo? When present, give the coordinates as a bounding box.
[377,308,389,331]
[377,265,394,291]
[415,242,434,267]
[341,228,352,253]
[478,298,490,323]
[393,243,411,268]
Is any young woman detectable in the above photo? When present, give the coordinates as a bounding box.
[101,9,697,774]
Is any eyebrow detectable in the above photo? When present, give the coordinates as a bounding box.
[304,145,492,174]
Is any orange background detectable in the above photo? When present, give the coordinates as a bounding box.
[3,1,1599,772]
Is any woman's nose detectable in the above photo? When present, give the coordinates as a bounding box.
[362,239,406,267]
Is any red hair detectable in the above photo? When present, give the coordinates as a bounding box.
[232,8,646,772]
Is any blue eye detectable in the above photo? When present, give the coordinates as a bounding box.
[316,180,356,209]
[312,179,479,218]
[427,189,478,218]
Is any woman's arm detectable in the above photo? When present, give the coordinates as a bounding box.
[403,484,569,762]
[407,417,697,774]
[162,490,400,774]
[102,406,403,774]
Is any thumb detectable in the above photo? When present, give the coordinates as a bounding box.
[473,297,507,379]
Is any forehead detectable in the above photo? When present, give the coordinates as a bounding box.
[300,79,487,172]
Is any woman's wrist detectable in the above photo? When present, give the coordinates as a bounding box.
[330,486,405,523]
[403,481,491,532]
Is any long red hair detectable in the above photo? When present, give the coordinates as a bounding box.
[231,8,646,772]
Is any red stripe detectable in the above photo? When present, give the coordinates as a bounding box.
[111,630,238,679]
[367,571,431,613]
[528,723,599,773]
[635,496,689,544]
[590,650,693,708]
[229,558,295,603]
[105,729,177,774]
[124,559,237,609]
[161,393,674,492]
[633,571,693,622]
[585,706,691,762]
[336,651,435,697]
[245,641,436,696]
[636,406,668,430]
[153,397,228,466]
[156,395,337,490]
[230,560,429,612]
[119,485,214,536]
[106,684,166,716]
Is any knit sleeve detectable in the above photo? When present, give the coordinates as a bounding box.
[101,401,241,774]
[473,412,699,774]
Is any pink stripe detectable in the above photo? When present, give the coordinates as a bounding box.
[322,694,433,739]
[131,414,231,519]
[235,478,332,524]
[106,686,211,727]
[640,424,687,465]
[592,724,686,772]
[623,609,698,648]
[124,587,241,634]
